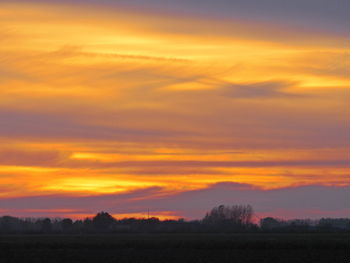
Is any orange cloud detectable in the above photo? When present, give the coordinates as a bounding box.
[0,1,350,219]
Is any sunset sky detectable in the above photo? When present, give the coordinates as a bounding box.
[1,0,350,220]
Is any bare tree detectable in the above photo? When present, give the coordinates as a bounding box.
[203,204,254,226]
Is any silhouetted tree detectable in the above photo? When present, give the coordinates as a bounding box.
[41,218,52,233]
[83,218,93,232]
[3,209,350,234]
[73,220,84,233]
[61,218,73,232]
[260,217,285,231]
[203,204,254,227]
[318,218,350,231]
[0,216,22,233]
[92,212,115,231]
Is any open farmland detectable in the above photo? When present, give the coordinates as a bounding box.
[1,233,350,263]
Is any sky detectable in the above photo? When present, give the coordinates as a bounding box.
[1,0,350,220]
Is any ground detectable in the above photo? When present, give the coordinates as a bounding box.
[1,233,350,262]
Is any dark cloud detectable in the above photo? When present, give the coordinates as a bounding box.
[3,152,350,169]
[15,0,350,36]
[0,187,163,211]
[59,159,350,170]
[1,183,350,219]
[220,81,299,99]
[0,149,61,166]
[0,110,184,141]
[109,160,350,168]
[151,183,350,219]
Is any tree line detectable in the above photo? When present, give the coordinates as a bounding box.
[0,205,349,234]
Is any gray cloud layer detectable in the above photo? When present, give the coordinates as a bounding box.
[1,183,349,219]
[23,0,350,35]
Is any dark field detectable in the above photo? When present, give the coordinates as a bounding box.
[1,233,350,263]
